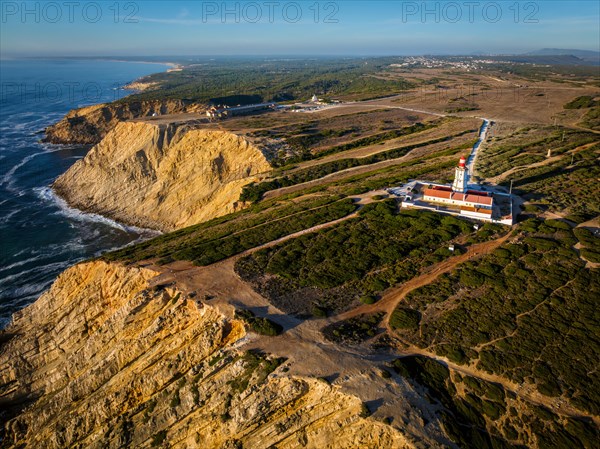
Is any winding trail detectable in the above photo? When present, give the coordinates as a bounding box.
[388,343,600,425]
[333,231,513,326]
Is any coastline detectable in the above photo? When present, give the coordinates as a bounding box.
[40,59,174,234]
[37,186,162,237]
[0,58,175,328]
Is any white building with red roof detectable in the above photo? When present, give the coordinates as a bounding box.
[389,155,514,225]
[419,156,495,219]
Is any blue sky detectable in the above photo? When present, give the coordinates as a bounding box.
[1,1,599,56]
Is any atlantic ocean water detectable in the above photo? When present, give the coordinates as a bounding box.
[0,59,167,328]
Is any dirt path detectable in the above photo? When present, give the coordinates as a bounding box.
[390,342,600,425]
[285,120,479,176]
[142,208,600,427]
[287,120,473,172]
[485,141,599,185]
[262,144,464,201]
[333,232,513,325]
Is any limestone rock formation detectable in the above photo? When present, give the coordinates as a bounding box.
[53,121,272,231]
[0,261,414,449]
[43,100,200,145]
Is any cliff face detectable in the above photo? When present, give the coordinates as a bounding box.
[0,261,413,449]
[53,122,272,231]
[43,100,200,145]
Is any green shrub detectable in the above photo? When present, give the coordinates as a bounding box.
[312,306,328,318]
[564,95,597,109]
[581,249,600,263]
[389,308,421,330]
[545,219,572,231]
[360,295,377,305]
[234,309,283,336]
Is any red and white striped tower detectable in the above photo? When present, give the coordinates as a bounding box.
[452,156,468,193]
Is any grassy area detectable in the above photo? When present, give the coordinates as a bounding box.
[391,355,598,449]
[581,106,600,131]
[477,127,597,179]
[236,201,499,316]
[247,108,439,163]
[511,144,600,215]
[104,195,356,265]
[241,128,477,202]
[121,57,415,104]
[271,121,439,165]
[392,218,600,415]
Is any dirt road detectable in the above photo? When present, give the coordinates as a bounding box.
[334,231,513,325]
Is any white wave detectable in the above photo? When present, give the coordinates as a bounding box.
[35,186,161,236]
[0,260,72,286]
[0,145,67,190]
[0,151,44,188]
[9,239,86,260]
[3,294,43,314]
[4,284,48,299]
[0,254,54,273]
[0,208,18,225]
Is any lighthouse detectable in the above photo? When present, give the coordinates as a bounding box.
[452,156,469,193]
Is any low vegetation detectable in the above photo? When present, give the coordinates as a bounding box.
[227,351,286,394]
[511,144,600,216]
[392,356,598,449]
[278,121,437,164]
[563,95,598,109]
[124,57,415,104]
[240,129,476,202]
[236,201,499,316]
[105,196,357,265]
[322,313,384,344]
[393,219,600,415]
[234,309,283,336]
[477,126,597,179]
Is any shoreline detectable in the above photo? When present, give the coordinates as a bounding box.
[38,58,170,259]
[37,186,162,237]
[38,59,174,241]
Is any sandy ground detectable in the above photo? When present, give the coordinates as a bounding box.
[288,117,480,171]
[485,140,600,185]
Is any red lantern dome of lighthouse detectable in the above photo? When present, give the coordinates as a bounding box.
[459,156,466,168]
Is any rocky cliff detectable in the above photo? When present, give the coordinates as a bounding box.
[53,121,272,231]
[0,261,413,449]
[43,100,201,145]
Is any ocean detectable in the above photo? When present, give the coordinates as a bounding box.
[0,59,167,328]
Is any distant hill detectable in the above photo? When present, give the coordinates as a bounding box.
[525,48,600,64]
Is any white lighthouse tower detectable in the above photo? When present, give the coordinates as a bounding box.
[452,156,469,193]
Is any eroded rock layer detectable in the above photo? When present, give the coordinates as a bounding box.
[53,122,272,231]
[43,100,198,145]
[0,261,413,449]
